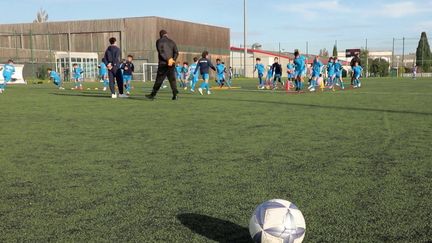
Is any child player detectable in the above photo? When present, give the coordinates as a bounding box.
[47,68,65,90]
[254,58,265,89]
[334,57,345,90]
[309,56,323,92]
[0,59,15,93]
[175,62,184,88]
[122,55,135,95]
[216,59,226,88]
[182,62,189,90]
[189,57,199,92]
[195,51,216,95]
[293,50,306,92]
[72,63,83,90]
[225,65,233,88]
[326,57,336,90]
[271,57,283,89]
[98,60,109,91]
[352,62,363,88]
[266,65,273,89]
[287,60,295,83]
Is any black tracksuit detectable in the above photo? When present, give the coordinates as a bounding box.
[151,36,179,97]
[104,45,124,95]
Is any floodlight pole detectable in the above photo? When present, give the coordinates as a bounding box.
[244,0,247,77]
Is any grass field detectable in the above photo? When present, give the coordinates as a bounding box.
[0,78,431,242]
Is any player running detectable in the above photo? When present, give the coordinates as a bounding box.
[326,57,336,90]
[293,50,307,92]
[47,68,65,90]
[0,59,15,93]
[334,58,345,90]
[254,58,265,89]
[309,56,323,92]
[352,62,363,88]
[189,58,199,92]
[98,61,109,91]
[175,62,184,88]
[122,55,135,95]
[72,63,83,90]
[195,51,216,95]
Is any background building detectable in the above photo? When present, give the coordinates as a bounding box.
[0,16,230,81]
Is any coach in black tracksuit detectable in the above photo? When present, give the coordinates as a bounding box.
[146,30,179,100]
[104,37,124,97]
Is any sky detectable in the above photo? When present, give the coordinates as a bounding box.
[1,0,431,54]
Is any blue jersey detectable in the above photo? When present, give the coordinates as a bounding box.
[353,66,363,77]
[327,62,335,76]
[3,64,15,77]
[99,63,107,76]
[50,71,61,83]
[216,64,226,75]
[334,61,343,73]
[294,56,306,72]
[255,63,265,75]
[73,67,83,78]
[195,58,216,75]
[267,69,273,78]
[287,63,295,71]
[189,63,198,76]
[175,66,183,76]
[312,59,323,74]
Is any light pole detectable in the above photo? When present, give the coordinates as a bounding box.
[244,0,247,77]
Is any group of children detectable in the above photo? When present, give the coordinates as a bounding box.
[254,51,363,92]
[47,63,83,90]
[173,52,233,95]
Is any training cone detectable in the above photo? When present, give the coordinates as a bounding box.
[285,80,290,92]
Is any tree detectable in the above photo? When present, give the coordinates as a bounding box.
[319,48,329,57]
[332,44,338,57]
[369,58,389,77]
[34,8,49,23]
[416,32,432,72]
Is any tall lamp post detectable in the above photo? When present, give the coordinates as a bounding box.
[244,0,247,77]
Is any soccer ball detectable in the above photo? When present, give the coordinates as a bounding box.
[249,199,306,243]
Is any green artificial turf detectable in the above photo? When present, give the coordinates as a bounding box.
[0,78,431,242]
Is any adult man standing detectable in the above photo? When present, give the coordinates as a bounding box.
[104,37,127,99]
[146,30,179,100]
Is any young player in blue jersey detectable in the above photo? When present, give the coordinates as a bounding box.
[175,62,184,88]
[121,55,135,95]
[72,63,83,90]
[189,57,199,92]
[352,62,363,88]
[271,57,283,89]
[287,60,295,82]
[266,65,273,89]
[293,50,307,92]
[0,59,15,93]
[225,65,233,88]
[326,57,336,90]
[98,61,109,91]
[216,59,226,88]
[334,58,345,90]
[195,51,216,95]
[309,56,323,92]
[182,62,189,90]
[254,58,266,89]
[47,68,65,90]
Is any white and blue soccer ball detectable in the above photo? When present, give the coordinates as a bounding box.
[249,199,306,243]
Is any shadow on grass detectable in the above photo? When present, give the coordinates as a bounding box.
[51,91,432,116]
[177,213,252,243]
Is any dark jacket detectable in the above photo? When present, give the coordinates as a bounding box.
[195,58,216,75]
[271,63,282,75]
[104,45,121,67]
[156,36,179,66]
[350,56,361,67]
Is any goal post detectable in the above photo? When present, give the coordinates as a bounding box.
[142,63,159,82]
